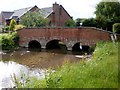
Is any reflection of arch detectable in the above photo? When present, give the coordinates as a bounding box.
[46,39,67,50]
[28,40,41,49]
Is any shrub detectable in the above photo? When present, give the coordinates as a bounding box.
[1,34,15,50]
[113,23,120,34]
[14,24,25,30]
[9,19,17,31]
[0,32,19,50]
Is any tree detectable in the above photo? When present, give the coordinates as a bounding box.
[64,19,76,27]
[95,1,120,31]
[20,12,49,27]
[9,19,17,31]
[113,23,120,34]
[82,18,98,27]
[75,18,81,27]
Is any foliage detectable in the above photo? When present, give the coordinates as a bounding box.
[14,24,25,30]
[82,18,98,27]
[0,32,19,50]
[1,26,9,33]
[45,42,118,88]
[15,42,118,88]
[95,1,120,31]
[20,12,49,27]
[75,18,82,27]
[113,23,120,34]
[64,19,76,27]
[12,71,47,88]
[9,19,17,31]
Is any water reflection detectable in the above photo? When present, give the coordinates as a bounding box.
[2,48,81,69]
[0,48,87,89]
[0,61,46,89]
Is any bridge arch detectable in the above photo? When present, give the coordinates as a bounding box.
[46,39,67,50]
[17,27,112,50]
[72,42,90,54]
[28,40,41,49]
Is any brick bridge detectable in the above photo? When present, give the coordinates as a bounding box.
[17,27,112,51]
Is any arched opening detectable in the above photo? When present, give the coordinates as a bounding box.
[46,39,67,53]
[82,45,90,52]
[72,43,82,51]
[28,40,41,50]
[72,42,90,54]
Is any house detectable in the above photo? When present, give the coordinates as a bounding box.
[0,2,72,27]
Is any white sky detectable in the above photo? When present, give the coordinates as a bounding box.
[0,0,102,19]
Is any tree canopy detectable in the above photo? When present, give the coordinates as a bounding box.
[82,18,98,27]
[64,19,76,27]
[95,0,120,31]
[20,12,49,27]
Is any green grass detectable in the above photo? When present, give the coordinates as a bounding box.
[16,42,119,88]
[45,42,118,88]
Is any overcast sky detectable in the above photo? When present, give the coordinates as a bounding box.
[0,0,103,19]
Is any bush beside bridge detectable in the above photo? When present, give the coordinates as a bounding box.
[0,32,19,50]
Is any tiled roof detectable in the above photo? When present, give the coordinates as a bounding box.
[40,7,53,18]
[1,11,14,19]
[1,6,53,20]
[10,7,32,19]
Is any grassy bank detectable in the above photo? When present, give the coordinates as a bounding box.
[16,42,118,88]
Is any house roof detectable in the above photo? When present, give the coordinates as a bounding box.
[40,7,53,18]
[1,4,71,20]
[1,11,14,19]
[1,6,53,20]
[10,7,33,19]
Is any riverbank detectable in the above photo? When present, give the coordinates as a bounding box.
[14,41,118,88]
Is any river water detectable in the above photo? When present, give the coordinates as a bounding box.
[0,48,90,89]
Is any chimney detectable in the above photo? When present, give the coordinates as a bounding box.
[53,2,59,13]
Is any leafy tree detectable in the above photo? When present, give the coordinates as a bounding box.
[20,12,49,27]
[113,23,120,34]
[95,1,120,31]
[9,19,17,31]
[64,19,76,27]
[75,18,85,27]
[82,18,98,27]
[75,18,81,27]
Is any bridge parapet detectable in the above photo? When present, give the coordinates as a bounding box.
[17,27,112,50]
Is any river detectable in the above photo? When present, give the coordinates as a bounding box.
[0,48,91,89]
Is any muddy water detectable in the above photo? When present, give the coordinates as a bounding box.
[0,48,85,88]
[2,48,82,69]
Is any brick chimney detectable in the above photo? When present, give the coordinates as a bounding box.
[53,2,59,13]
[52,2,60,26]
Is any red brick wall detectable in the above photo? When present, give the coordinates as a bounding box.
[17,27,111,47]
[48,3,72,27]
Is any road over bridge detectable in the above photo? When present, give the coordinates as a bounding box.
[17,27,112,51]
